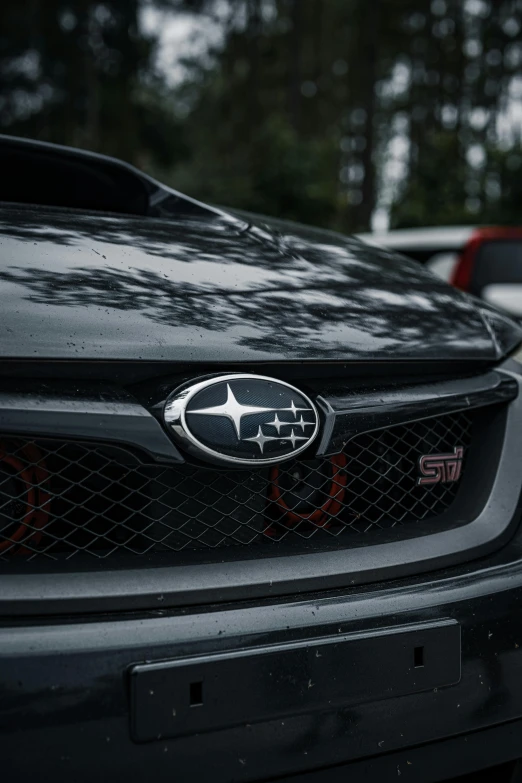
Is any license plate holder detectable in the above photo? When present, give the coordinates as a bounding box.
[130,618,460,742]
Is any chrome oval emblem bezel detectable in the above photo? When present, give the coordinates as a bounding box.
[164,373,320,466]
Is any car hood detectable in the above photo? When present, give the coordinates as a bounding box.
[0,206,520,364]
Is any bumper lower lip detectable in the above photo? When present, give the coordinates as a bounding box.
[3,548,522,782]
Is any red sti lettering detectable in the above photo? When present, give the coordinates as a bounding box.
[417,447,464,486]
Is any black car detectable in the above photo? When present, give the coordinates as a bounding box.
[3,135,522,783]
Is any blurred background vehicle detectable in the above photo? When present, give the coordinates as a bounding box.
[358,226,522,318]
[357,225,477,281]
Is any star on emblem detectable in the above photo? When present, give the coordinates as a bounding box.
[265,413,287,434]
[280,399,312,419]
[284,428,309,449]
[243,426,281,454]
[294,414,315,432]
[187,384,279,439]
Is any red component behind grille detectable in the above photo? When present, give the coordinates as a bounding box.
[0,442,50,553]
[268,453,348,528]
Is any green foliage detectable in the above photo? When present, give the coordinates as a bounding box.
[0,0,184,168]
[480,148,522,225]
[390,132,470,228]
[172,113,339,226]
[2,0,522,231]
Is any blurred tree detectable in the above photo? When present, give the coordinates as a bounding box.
[388,0,522,228]
[0,0,186,167]
[168,0,396,231]
[1,0,522,231]
[478,146,522,224]
[390,131,470,227]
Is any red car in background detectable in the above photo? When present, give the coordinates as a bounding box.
[358,226,522,318]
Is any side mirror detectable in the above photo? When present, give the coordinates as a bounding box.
[482,284,522,317]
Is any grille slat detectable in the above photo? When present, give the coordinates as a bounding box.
[0,411,473,562]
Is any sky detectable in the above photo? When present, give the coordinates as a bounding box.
[140,5,224,87]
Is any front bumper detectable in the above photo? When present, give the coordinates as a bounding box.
[3,535,522,783]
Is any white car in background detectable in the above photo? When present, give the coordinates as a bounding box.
[358,225,522,318]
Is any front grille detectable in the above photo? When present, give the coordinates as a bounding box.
[0,411,475,563]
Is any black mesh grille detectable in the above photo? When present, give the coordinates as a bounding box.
[0,411,473,562]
